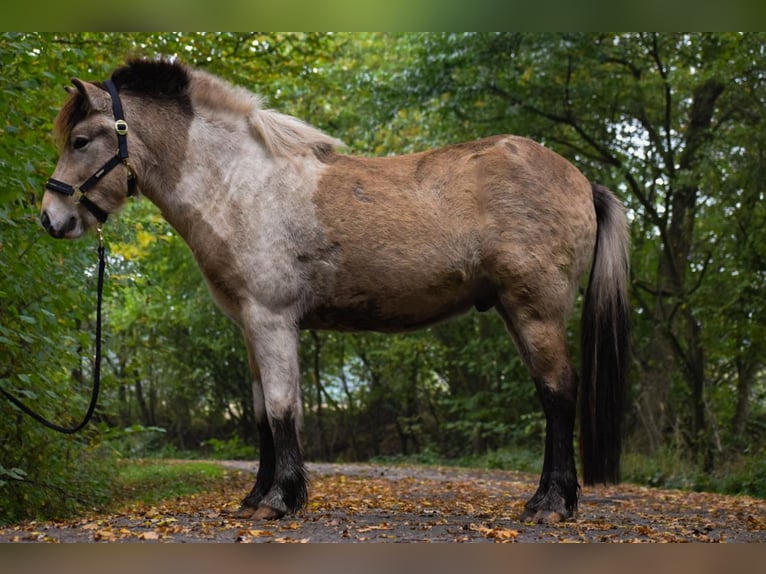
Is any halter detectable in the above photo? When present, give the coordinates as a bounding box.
[45,79,137,224]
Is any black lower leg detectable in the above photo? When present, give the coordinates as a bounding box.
[259,413,308,514]
[524,371,579,520]
[242,419,275,508]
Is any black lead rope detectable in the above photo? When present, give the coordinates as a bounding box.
[1,229,105,433]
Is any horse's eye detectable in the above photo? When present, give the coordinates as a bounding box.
[72,136,89,150]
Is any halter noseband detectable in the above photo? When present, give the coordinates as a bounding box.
[45,79,137,224]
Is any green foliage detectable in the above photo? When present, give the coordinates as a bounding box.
[200,436,258,461]
[103,424,168,458]
[0,33,122,525]
[622,447,766,499]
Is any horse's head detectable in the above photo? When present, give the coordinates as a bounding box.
[41,78,135,239]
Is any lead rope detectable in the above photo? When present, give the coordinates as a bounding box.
[1,227,105,434]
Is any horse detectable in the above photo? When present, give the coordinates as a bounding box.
[40,58,629,524]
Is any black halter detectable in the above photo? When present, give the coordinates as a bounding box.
[45,79,136,224]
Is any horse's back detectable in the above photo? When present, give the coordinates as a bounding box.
[305,148,486,331]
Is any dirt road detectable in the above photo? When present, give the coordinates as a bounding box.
[1,461,764,542]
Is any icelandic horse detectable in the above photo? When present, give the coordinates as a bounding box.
[41,58,629,523]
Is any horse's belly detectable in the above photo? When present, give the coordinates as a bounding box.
[300,280,496,333]
[300,300,471,332]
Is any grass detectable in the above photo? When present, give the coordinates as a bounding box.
[112,459,228,508]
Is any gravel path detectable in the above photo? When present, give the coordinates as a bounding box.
[1,461,764,543]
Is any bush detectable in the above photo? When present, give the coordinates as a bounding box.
[621,447,766,499]
[201,436,258,460]
[0,432,118,525]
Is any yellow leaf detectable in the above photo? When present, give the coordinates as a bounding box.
[140,531,160,540]
[94,529,117,542]
[137,229,154,249]
[469,523,519,542]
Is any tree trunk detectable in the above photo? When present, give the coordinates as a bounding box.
[732,357,755,443]
[134,378,154,426]
[639,78,725,458]
[309,332,327,460]
[338,343,361,460]
[637,320,674,452]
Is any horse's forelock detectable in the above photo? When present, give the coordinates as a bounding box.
[53,90,90,150]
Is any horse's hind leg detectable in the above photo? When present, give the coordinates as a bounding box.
[496,301,579,523]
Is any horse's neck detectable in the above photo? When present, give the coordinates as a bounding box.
[135,106,327,289]
[141,116,269,243]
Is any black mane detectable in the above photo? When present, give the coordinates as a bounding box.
[108,58,190,99]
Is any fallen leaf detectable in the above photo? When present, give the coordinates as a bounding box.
[469,523,520,542]
[140,531,160,540]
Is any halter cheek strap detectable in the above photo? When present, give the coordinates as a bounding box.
[45,79,136,224]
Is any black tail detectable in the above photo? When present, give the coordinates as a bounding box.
[580,183,630,484]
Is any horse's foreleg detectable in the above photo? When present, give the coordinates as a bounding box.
[234,362,277,516]
[497,307,580,523]
[255,409,307,519]
[236,314,307,520]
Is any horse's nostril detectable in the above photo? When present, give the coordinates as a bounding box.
[41,212,77,238]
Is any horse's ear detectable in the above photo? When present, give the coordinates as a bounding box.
[70,78,110,113]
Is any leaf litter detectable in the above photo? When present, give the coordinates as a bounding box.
[0,462,763,543]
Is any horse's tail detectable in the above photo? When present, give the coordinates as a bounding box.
[580,183,630,485]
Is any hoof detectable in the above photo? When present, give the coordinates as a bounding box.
[232,503,285,520]
[520,508,569,524]
[521,474,579,524]
[233,505,258,519]
[253,505,286,520]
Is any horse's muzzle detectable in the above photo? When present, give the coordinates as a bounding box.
[41,210,77,239]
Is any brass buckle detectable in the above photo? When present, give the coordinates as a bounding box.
[114,120,128,135]
[73,186,85,204]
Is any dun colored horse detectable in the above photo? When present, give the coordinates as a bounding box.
[41,58,629,523]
